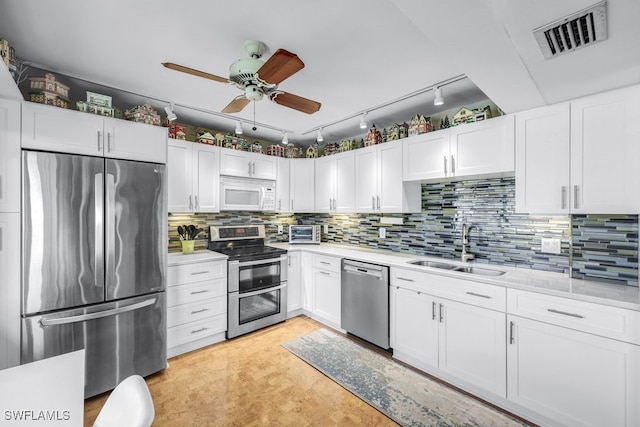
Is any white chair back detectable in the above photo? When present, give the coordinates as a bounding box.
[93,375,155,427]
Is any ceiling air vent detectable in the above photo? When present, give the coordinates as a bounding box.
[533,1,608,59]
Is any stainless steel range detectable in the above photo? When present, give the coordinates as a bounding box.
[208,225,288,338]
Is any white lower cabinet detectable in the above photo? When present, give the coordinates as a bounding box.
[308,254,341,327]
[287,251,302,313]
[166,256,227,357]
[0,213,20,370]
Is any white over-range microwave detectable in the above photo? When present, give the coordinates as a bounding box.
[220,176,276,212]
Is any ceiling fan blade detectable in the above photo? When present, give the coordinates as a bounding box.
[162,62,230,83]
[222,96,251,113]
[269,91,321,114]
[256,49,305,85]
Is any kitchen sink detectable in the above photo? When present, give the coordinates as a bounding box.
[407,260,506,276]
[407,260,457,270]
[453,266,506,276]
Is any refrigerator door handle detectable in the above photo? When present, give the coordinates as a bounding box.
[94,173,104,288]
[105,172,116,285]
[39,297,157,327]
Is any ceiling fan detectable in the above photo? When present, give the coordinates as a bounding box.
[162,40,321,115]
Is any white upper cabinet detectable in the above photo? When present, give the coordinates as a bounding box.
[315,151,355,213]
[167,140,219,214]
[275,157,291,213]
[290,158,315,213]
[403,115,515,182]
[0,98,20,213]
[356,140,420,213]
[515,103,570,214]
[219,149,277,180]
[21,102,167,163]
[516,84,640,214]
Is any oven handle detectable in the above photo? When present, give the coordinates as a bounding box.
[230,255,287,268]
[237,283,287,298]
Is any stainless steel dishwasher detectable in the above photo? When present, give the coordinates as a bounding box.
[341,259,390,349]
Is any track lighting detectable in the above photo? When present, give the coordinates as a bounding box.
[164,102,177,122]
[434,87,444,106]
[235,120,243,135]
[281,131,289,145]
[359,113,368,130]
[316,128,324,142]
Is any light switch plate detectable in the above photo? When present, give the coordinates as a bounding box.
[379,227,386,239]
[541,238,561,254]
[277,225,283,235]
[323,224,328,234]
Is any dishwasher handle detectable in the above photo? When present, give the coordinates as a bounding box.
[343,260,385,279]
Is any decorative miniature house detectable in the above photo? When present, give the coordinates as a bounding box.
[286,144,301,159]
[339,139,354,152]
[267,144,286,157]
[252,141,263,154]
[77,91,116,117]
[124,103,161,126]
[408,114,432,136]
[168,123,187,140]
[28,73,70,109]
[306,142,319,158]
[214,133,226,147]
[198,132,215,144]
[473,105,492,122]
[365,124,383,147]
[323,142,338,156]
[452,107,476,126]
[387,124,401,141]
[399,122,409,139]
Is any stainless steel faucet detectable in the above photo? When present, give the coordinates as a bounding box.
[461,223,474,262]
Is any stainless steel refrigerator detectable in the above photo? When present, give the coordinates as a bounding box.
[21,150,167,398]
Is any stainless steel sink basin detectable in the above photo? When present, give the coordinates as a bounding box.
[453,266,506,276]
[408,260,457,270]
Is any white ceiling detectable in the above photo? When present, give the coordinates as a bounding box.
[0,0,638,147]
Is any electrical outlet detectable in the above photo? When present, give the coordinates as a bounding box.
[323,224,328,234]
[379,227,386,239]
[541,238,561,254]
[277,225,283,235]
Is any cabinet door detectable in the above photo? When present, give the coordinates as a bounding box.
[314,156,335,213]
[193,144,219,213]
[167,140,193,213]
[438,300,506,397]
[312,269,341,326]
[378,141,419,213]
[251,153,277,180]
[354,145,378,213]
[301,252,314,311]
[334,152,355,213]
[22,102,104,156]
[450,114,515,178]
[402,131,450,181]
[571,85,640,213]
[276,157,291,213]
[0,213,20,369]
[390,286,438,369]
[0,99,20,212]
[219,149,252,178]
[507,315,640,427]
[104,117,167,164]
[515,104,570,214]
[290,159,315,212]
[287,252,302,312]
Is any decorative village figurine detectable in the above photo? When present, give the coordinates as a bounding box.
[452,105,493,126]
[306,142,319,158]
[197,131,215,145]
[400,122,409,139]
[77,91,116,117]
[387,124,401,141]
[365,124,383,147]
[267,144,286,157]
[440,115,450,129]
[408,114,432,136]
[252,141,263,154]
[125,103,161,125]
[285,144,300,159]
[323,142,338,156]
[168,123,187,140]
[28,73,70,109]
[214,133,226,147]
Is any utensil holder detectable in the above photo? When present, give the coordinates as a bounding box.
[181,240,195,253]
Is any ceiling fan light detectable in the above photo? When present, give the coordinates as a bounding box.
[164,103,177,122]
[434,87,444,106]
[359,113,368,129]
[316,129,324,142]
[235,121,243,135]
[245,84,264,101]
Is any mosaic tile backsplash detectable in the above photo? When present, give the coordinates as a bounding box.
[168,176,638,287]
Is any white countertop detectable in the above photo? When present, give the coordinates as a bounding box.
[272,243,640,312]
[168,250,227,266]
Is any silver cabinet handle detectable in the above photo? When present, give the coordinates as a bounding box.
[252,162,256,175]
[188,195,193,211]
[439,303,444,323]
[320,261,330,265]
[97,130,102,152]
[191,327,208,334]
[396,277,414,282]
[195,195,199,211]
[573,185,579,209]
[561,186,567,209]
[107,132,112,152]
[377,196,380,210]
[443,156,447,175]
[509,321,515,344]
[291,199,294,211]
[432,301,436,321]
[190,290,209,295]
[279,199,282,210]
[466,291,491,299]
[191,308,209,314]
[372,196,376,210]
[451,155,455,174]
[320,271,331,276]
[190,271,210,275]
[548,308,584,319]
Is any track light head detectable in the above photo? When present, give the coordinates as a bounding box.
[359,113,368,130]
[316,128,324,142]
[235,120,243,135]
[282,131,289,145]
[434,87,444,106]
[164,103,177,122]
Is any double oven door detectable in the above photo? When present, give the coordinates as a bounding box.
[227,255,288,338]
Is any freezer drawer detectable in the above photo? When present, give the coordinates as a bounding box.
[21,292,167,398]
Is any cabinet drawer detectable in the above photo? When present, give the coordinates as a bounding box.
[167,296,226,328]
[391,267,506,311]
[167,314,226,348]
[508,289,640,345]
[168,260,226,286]
[313,254,341,272]
[167,278,227,307]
